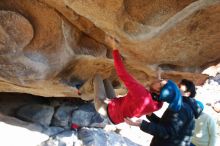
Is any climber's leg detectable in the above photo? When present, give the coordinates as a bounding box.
[93,74,108,116]
[103,79,116,99]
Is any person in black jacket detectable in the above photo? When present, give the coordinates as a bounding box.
[125,79,203,146]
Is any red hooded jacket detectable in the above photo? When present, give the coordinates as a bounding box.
[107,50,163,124]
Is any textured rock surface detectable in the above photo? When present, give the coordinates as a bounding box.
[0,0,219,99]
[78,127,141,146]
[16,104,54,126]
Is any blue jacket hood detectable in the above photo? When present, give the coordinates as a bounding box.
[183,97,203,119]
[159,80,182,112]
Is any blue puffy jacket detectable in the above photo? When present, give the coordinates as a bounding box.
[140,90,203,146]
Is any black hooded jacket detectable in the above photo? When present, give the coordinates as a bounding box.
[140,97,203,146]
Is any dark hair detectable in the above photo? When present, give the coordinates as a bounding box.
[180,79,196,97]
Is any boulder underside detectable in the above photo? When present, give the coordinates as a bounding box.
[0,0,220,100]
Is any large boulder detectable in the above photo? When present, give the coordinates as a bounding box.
[0,0,219,100]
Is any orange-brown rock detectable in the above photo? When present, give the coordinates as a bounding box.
[0,0,220,100]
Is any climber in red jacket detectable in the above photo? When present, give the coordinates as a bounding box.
[93,36,163,124]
